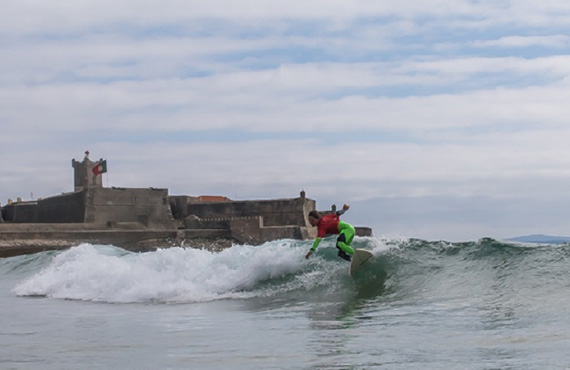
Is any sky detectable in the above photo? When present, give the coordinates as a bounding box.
[1,0,570,241]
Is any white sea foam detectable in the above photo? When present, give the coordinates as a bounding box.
[12,237,397,303]
[12,241,322,303]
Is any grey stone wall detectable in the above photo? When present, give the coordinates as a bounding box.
[169,195,197,220]
[2,187,175,227]
[166,194,320,245]
[179,197,316,228]
[1,202,38,223]
[84,187,175,228]
[3,191,87,223]
[36,191,86,223]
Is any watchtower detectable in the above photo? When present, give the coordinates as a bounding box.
[71,150,103,191]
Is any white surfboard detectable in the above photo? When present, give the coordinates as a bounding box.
[349,248,374,276]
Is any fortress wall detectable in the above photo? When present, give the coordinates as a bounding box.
[183,217,230,229]
[36,191,86,223]
[184,197,316,227]
[250,198,315,226]
[228,217,311,245]
[2,192,85,223]
[260,226,310,242]
[169,196,191,219]
[2,202,38,223]
[85,187,175,227]
[169,195,209,220]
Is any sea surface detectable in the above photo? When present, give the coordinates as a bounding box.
[1,237,570,369]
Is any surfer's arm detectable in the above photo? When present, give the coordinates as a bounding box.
[305,238,322,259]
[336,204,350,216]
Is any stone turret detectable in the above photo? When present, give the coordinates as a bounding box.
[72,150,103,191]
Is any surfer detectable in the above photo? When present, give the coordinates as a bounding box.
[305,204,355,261]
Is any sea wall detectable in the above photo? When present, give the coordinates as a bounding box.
[0,223,232,258]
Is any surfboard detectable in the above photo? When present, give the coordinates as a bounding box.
[349,248,374,276]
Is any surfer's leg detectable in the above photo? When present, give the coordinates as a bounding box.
[336,222,355,261]
[336,234,354,255]
[337,221,355,254]
[336,241,352,261]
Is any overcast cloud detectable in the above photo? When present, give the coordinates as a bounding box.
[2,0,570,241]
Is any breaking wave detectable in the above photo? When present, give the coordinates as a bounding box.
[7,237,570,305]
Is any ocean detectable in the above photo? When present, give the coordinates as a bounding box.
[1,237,570,369]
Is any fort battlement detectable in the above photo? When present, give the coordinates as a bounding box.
[0,154,372,257]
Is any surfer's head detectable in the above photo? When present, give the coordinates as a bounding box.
[308,210,320,226]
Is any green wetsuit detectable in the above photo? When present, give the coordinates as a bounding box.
[336,221,355,255]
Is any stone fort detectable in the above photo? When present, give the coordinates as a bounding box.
[0,153,372,257]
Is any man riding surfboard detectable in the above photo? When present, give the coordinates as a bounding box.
[305,204,355,261]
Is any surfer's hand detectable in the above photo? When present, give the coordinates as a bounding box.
[305,251,313,259]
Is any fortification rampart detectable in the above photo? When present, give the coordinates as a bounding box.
[1,186,174,227]
[36,191,86,223]
[2,201,38,223]
[168,193,319,245]
[84,187,174,227]
[172,196,315,226]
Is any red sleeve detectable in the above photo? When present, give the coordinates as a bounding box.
[317,224,326,238]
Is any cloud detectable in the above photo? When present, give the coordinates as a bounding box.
[473,35,570,49]
[0,1,479,35]
[3,1,570,39]
[3,59,569,138]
